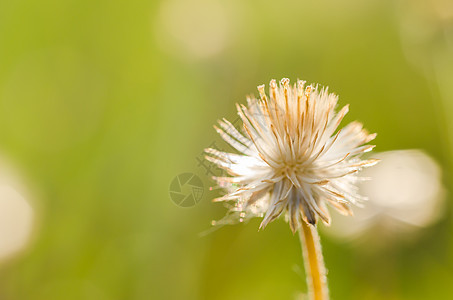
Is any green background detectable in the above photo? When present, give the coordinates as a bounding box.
[0,0,451,299]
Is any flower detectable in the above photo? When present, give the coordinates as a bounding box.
[205,78,377,232]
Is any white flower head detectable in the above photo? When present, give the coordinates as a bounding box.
[206,78,378,233]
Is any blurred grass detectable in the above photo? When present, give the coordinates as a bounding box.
[0,0,451,299]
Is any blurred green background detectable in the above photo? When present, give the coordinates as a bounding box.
[0,0,452,299]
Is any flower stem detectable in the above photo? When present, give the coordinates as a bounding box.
[299,221,329,300]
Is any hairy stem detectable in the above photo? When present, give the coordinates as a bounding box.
[299,221,329,300]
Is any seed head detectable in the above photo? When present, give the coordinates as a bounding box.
[205,78,377,233]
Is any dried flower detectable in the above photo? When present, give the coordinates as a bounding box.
[206,78,377,233]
